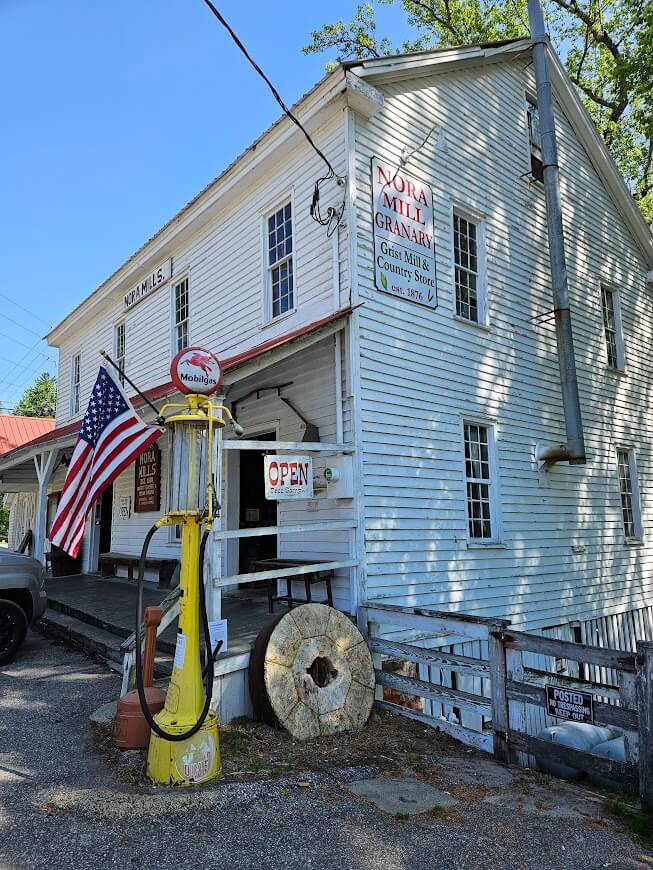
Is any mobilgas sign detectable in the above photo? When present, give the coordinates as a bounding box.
[170,346,223,396]
[372,157,438,310]
[123,259,172,311]
[545,684,594,724]
[264,455,313,500]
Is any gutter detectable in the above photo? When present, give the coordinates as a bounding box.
[528,0,586,466]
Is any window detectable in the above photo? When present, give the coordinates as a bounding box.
[527,98,544,182]
[616,448,642,541]
[267,202,294,319]
[174,278,189,352]
[115,321,125,386]
[601,286,625,370]
[463,422,496,541]
[453,213,483,323]
[71,353,81,416]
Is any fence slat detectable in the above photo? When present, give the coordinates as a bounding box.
[521,668,621,703]
[488,632,510,764]
[637,642,653,811]
[505,630,636,672]
[367,637,490,677]
[508,731,639,788]
[376,700,494,753]
[375,669,492,717]
[361,603,507,641]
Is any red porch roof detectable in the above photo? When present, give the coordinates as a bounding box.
[0,415,55,457]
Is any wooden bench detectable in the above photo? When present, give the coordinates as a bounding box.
[251,558,334,613]
[100,551,179,588]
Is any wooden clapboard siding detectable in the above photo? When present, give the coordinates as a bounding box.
[352,59,652,631]
[53,113,347,427]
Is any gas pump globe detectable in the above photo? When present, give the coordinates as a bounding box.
[137,347,242,787]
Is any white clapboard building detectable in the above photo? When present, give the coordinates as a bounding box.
[2,38,653,709]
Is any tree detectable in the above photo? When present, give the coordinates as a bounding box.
[304,1,653,222]
[13,373,56,418]
[0,497,8,543]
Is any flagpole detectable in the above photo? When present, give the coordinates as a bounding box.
[100,351,164,423]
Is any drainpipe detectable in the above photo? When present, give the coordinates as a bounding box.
[528,0,586,466]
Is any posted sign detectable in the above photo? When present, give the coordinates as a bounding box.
[264,455,313,500]
[545,685,594,724]
[372,157,437,310]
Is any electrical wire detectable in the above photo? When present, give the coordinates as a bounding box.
[199,0,346,235]
[0,292,54,329]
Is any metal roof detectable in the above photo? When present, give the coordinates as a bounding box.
[0,416,55,457]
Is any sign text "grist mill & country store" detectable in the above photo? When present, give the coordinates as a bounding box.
[372,157,438,310]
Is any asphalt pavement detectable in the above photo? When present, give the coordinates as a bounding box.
[1,630,651,870]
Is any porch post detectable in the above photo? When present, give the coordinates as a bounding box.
[206,397,223,624]
[33,449,59,565]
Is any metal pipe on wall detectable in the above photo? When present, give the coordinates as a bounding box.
[528,0,586,465]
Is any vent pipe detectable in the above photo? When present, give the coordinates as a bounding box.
[528,0,586,466]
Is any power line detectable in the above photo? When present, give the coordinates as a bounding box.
[0,292,54,329]
[0,330,52,359]
[199,0,345,235]
[0,309,48,340]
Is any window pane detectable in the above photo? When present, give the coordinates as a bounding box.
[454,215,480,323]
[268,203,293,267]
[464,423,493,540]
[601,287,620,369]
[617,449,637,538]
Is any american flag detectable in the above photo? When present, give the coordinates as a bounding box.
[49,365,164,557]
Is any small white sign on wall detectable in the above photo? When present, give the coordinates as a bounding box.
[119,495,131,520]
[264,455,314,500]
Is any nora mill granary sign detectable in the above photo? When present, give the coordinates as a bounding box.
[372,157,438,310]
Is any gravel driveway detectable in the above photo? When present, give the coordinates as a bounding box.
[1,630,651,870]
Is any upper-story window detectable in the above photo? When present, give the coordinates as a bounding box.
[527,97,544,182]
[114,321,125,386]
[174,277,189,352]
[267,202,294,319]
[616,448,642,541]
[601,286,625,371]
[453,212,485,324]
[463,421,499,542]
[70,352,81,417]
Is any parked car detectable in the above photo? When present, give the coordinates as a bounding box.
[0,549,47,664]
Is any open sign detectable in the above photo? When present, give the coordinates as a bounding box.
[264,455,313,500]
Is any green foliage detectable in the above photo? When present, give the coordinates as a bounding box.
[13,373,56,418]
[304,0,653,222]
[0,495,8,542]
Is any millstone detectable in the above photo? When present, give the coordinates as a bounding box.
[252,604,374,740]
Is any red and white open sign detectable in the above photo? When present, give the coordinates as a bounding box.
[264,455,313,500]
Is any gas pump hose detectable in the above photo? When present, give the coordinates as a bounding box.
[134,524,216,742]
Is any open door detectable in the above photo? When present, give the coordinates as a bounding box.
[238,432,277,576]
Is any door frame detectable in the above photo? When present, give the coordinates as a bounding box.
[223,419,279,578]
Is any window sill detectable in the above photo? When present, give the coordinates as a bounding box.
[624,538,644,547]
[606,365,626,378]
[466,541,507,550]
[261,307,297,331]
[453,314,491,333]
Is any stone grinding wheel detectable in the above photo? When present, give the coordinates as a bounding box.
[249,604,375,739]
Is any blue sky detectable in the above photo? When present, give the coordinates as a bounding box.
[0,0,413,410]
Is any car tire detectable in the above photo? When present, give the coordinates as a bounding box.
[0,599,28,665]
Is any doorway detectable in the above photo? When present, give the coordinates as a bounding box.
[238,432,277,574]
[97,483,114,569]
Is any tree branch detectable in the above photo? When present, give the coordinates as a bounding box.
[550,0,622,60]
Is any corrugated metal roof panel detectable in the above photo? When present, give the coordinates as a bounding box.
[0,416,55,457]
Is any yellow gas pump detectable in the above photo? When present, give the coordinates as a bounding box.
[134,348,242,786]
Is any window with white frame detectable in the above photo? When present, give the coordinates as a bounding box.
[114,321,125,386]
[174,277,189,352]
[453,212,483,323]
[601,286,625,370]
[267,201,294,319]
[616,448,642,541]
[463,421,496,541]
[526,98,544,182]
[71,352,81,416]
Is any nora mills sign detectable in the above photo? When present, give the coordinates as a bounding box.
[123,259,172,311]
[372,158,438,310]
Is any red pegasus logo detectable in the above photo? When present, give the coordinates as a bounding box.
[186,352,213,376]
